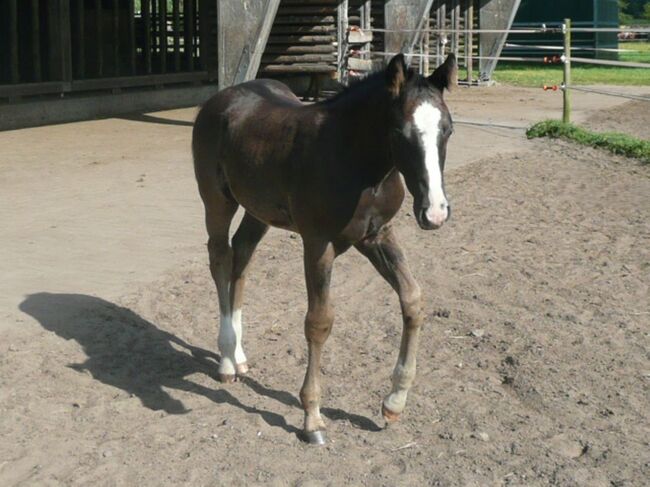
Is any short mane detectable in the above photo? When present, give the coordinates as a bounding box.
[318,69,388,105]
[318,67,427,106]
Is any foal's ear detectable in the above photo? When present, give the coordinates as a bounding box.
[386,54,407,97]
[428,54,458,93]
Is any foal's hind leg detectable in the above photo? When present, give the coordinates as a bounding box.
[355,226,423,423]
[203,196,239,382]
[229,212,269,375]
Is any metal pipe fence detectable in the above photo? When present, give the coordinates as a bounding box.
[346,21,650,122]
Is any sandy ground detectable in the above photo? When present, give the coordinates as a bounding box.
[582,100,650,141]
[1,86,649,486]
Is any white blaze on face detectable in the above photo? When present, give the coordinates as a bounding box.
[412,102,448,226]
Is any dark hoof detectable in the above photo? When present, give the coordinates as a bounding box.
[382,404,400,424]
[218,373,236,384]
[304,430,327,446]
[235,362,249,375]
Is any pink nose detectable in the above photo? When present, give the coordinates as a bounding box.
[425,205,449,227]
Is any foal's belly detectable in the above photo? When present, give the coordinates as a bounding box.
[226,167,296,231]
[241,196,296,231]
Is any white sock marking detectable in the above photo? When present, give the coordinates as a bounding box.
[217,309,247,375]
[218,313,236,375]
[231,308,247,364]
[412,102,448,225]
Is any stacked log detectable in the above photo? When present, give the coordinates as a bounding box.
[260,0,339,75]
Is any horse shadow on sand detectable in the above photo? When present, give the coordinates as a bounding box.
[19,293,380,438]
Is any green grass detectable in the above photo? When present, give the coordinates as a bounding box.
[493,63,650,87]
[527,120,650,164]
[620,41,650,63]
[491,42,650,87]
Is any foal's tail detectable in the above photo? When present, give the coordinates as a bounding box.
[192,99,233,208]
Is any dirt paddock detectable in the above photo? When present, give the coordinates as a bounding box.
[1,87,649,486]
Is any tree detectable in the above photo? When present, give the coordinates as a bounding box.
[620,0,633,23]
[628,0,647,18]
[619,0,650,22]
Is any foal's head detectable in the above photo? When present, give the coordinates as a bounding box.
[385,53,457,230]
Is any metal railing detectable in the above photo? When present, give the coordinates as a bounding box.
[345,20,650,122]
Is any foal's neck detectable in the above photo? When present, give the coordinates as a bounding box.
[323,77,395,185]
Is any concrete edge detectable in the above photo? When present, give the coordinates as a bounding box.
[0,85,221,132]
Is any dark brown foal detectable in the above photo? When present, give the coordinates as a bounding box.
[193,53,457,444]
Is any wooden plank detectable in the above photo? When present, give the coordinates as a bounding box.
[128,0,136,75]
[259,64,336,73]
[113,0,120,75]
[95,0,104,76]
[261,54,337,63]
[337,0,348,81]
[418,24,424,74]
[31,0,42,82]
[143,0,152,74]
[280,0,338,4]
[273,16,336,25]
[159,0,167,73]
[267,35,336,44]
[264,45,336,54]
[71,71,209,91]
[9,0,19,83]
[465,0,473,82]
[271,25,336,34]
[347,57,372,71]
[362,0,372,60]
[452,0,460,58]
[198,0,208,71]
[47,1,59,80]
[440,3,446,60]
[151,0,157,48]
[202,0,219,79]
[184,0,195,71]
[173,0,180,72]
[423,12,430,74]
[348,30,373,44]
[276,7,337,15]
[76,0,85,78]
[244,0,281,85]
[60,0,73,83]
[438,1,446,64]
[0,81,69,98]
[282,0,338,3]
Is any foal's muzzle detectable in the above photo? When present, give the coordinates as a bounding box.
[415,203,450,230]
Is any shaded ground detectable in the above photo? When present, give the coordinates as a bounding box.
[1,88,649,486]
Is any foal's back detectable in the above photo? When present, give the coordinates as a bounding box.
[193,78,305,169]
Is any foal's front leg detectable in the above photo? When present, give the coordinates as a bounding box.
[300,239,336,445]
[355,226,423,423]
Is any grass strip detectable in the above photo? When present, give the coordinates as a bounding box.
[526,120,650,164]
[492,63,650,87]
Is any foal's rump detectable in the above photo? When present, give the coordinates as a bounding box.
[192,79,306,228]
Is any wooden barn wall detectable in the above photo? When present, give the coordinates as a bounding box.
[0,0,218,99]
